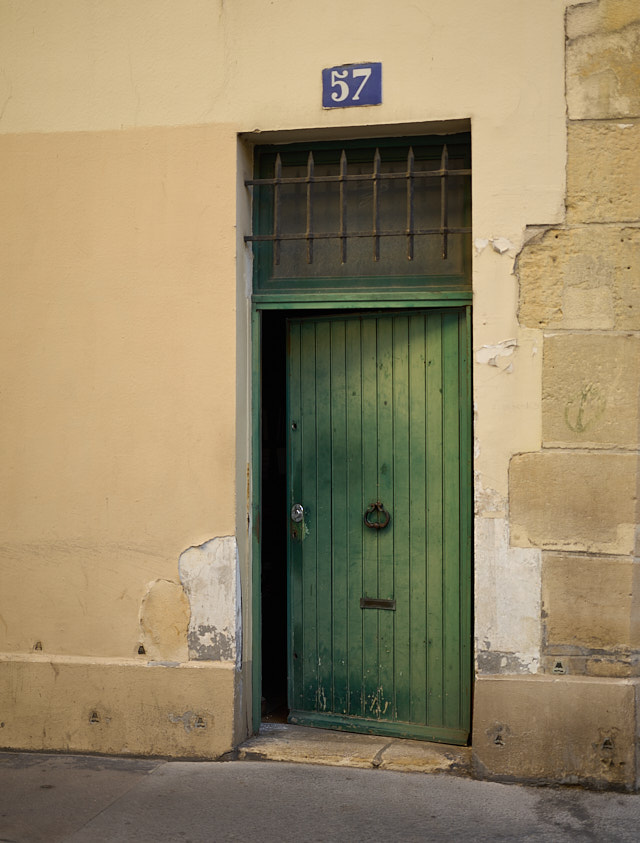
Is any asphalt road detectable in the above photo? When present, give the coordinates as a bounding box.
[2,752,640,842]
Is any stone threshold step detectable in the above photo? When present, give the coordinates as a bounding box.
[236,723,471,775]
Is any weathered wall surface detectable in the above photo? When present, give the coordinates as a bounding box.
[474,0,640,789]
[4,0,630,778]
[0,0,570,760]
[0,122,244,756]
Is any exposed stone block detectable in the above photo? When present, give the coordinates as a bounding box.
[538,653,640,679]
[567,0,640,41]
[542,332,640,448]
[567,122,640,223]
[567,17,640,120]
[542,554,640,651]
[509,452,639,555]
[517,226,640,330]
[473,675,638,789]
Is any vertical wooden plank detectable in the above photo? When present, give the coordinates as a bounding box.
[442,309,462,730]
[314,320,333,714]
[458,305,473,733]
[287,319,304,711]
[330,319,349,714]
[391,315,411,723]
[346,317,364,716]
[408,312,427,726]
[425,310,444,727]
[361,316,380,718]
[299,320,319,711]
[375,315,395,720]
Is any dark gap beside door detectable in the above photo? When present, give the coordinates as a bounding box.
[260,312,288,721]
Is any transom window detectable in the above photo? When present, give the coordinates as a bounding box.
[246,134,471,293]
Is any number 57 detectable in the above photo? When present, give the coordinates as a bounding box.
[331,67,372,103]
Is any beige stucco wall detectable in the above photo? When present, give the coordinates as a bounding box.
[2,0,621,770]
[1,125,238,657]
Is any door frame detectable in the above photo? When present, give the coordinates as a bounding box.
[251,295,473,736]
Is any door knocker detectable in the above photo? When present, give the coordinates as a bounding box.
[364,501,390,530]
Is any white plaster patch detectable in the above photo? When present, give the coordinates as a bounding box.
[491,236,514,254]
[474,517,541,672]
[474,237,489,254]
[474,473,507,518]
[475,338,517,366]
[179,536,242,667]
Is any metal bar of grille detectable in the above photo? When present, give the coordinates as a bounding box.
[273,153,282,266]
[306,151,314,264]
[245,169,470,186]
[440,144,448,261]
[339,150,347,264]
[372,148,381,261]
[406,146,415,261]
[246,227,471,243]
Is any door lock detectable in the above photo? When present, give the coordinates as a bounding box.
[291,503,304,523]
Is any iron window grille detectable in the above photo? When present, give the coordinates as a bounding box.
[245,142,471,270]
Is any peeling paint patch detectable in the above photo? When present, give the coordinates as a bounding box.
[188,624,235,661]
[486,721,512,749]
[474,236,516,255]
[316,685,327,712]
[475,338,517,366]
[474,475,507,518]
[168,711,210,733]
[367,687,390,718]
[477,650,540,675]
[491,236,514,254]
[179,536,242,666]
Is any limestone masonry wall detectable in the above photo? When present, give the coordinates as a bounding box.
[473,0,640,790]
[515,0,640,680]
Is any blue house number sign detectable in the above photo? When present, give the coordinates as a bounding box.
[322,62,382,108]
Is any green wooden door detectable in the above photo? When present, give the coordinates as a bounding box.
[287,308,471,745]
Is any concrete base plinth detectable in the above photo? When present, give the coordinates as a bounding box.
[1,655,239,759]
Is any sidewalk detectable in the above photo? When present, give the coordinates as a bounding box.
[3,745,640,842]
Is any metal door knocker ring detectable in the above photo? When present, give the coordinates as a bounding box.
[364,501,390,530]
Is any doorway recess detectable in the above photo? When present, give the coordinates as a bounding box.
[248,133,472,743]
